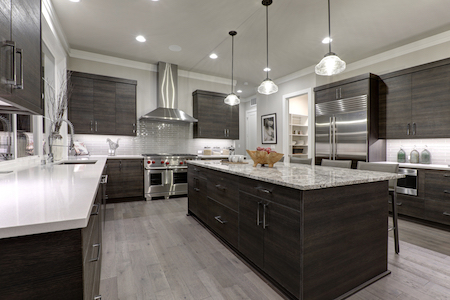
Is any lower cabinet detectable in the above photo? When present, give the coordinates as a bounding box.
[105,158,144,201]
[0,184,103,299]
[187,166,208,221]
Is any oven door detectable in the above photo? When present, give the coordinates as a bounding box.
[396,168,418,196]
[145,168,170,199]
[171,167,188,193]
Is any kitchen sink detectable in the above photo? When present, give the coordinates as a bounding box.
[57,160,97,165]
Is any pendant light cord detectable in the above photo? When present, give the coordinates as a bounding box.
[266,4,269,80]
[231,34,234,94]
[328,0,331,54]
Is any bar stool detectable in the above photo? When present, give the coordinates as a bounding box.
[290,157,312,165]
[321,159,352,169]
[357,161,400,254]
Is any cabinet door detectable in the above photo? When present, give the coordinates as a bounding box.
[9,0,42,114]
[423,169,450,201]
[238,191,264,269]
[195,94,225,138]
[93,80,116,135]
[412,64,450,138]
[120,159,144,198]
[226,104,239,139]
[115,82,136,136]
[105,160,122,199]
[339,80,368,99]
[379,74,412,139]
[69,76,94,134]
[0,2,12,98]
[264,202,301,298]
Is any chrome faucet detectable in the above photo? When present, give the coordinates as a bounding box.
[46,117,75,163]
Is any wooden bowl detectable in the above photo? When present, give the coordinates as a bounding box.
[246,150,284,168]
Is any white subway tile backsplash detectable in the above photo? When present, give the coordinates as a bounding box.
[387,138,450,165]
[73,120,233,156]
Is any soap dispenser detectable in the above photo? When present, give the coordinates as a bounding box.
[410,146,419,164]
[420,145,431,164]
[397,146,406,163]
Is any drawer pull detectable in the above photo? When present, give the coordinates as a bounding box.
[443,212,450,217]
[444,190,450,194]
[89,243,101,262]
[215,184,226,191]
[257,202,263,226]
[94,296,102,300]
[388,200,402,206]
[194,188,200,192]
[255,186,272,194]
[263,203,269,229]
[443,174,450,177]
[91,204,100,216]
[214,216,227,224]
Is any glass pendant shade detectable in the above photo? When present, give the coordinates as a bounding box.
[224,93,240,106]
[258,78,278,95]
[315,52,346,76]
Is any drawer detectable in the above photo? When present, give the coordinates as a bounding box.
[424,199,450,226]
[207,197,238,249]
[188,176,208,221]
[239,177,301,211]
[188,165,207,179]
[206,169,239,211]
[423,169,450,201]
[393,194,425,219]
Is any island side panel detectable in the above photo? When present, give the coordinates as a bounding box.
[301,181,389,300]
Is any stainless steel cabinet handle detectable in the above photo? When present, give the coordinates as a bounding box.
[95,121,98,132]
[194,188,200,192]
[90,120,93,132]
[3,41,16,85]
[263,203,269,229]
[119,160,122,170]
[444,174,450,177]
[443,212,450,217]
[407,123,410,135]
[101,175,108,184]
[256,202,262,225]
[214,216,227,224]
[339,88,342,99]
[89,243,101,262]
[224,129,227,137]
[91,204,100,215]
[255,186,271,194]
[444,190,450,194]
[412,122,416,135]
[215,184,226,191]
[94,296,102,300]
[335,89,339,99]
[133,123,136,133]
[14,48,23,89]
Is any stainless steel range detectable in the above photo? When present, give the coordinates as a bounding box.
[143,153,197,200]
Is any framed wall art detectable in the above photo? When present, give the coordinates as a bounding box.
[261,113,277,144]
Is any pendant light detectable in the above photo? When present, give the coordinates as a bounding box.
[315,0,346,76]
[258,0,278,95]
[224,31,240,106]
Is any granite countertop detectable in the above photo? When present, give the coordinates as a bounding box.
[0,157,107,239]
[188,160,403,191]
[375,161,450,171]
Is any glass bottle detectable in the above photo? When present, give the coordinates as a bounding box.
[410,145,420,164]
[397,146,406,163]
[420,145,431,164]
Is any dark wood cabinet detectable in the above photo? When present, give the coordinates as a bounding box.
[315,78,369,104]
[0,184,103,299]
[193,90,239,139]
[187,166,208,221]
[379,58,450,139]
[69,72,137,136]
[0,0,42,115]
[105,158,144,201]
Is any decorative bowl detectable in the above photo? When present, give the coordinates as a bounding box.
[246,150,284,168]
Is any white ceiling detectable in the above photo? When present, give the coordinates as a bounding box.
[51,0,450,98]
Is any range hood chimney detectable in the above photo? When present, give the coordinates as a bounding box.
[140,62,198,123]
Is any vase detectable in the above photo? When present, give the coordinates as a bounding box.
[50,133,64,161]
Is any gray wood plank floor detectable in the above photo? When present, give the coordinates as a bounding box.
[100,198,450,300]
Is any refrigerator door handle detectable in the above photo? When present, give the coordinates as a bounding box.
[329,117,333,160]
[333,116,337,160]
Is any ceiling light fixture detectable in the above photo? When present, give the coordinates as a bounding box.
[224,31,240,106]
[136,35,146,42]
[258,0,278,95]
[209,53,218,59]
[69,0,80,2]
[315,0,346,76]
[237,90,242,93]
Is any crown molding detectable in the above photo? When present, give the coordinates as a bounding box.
[41,0,70,55]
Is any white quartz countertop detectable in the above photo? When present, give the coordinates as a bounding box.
[188,160,403,191]
[375,161,450,171]
[0,157,107,239]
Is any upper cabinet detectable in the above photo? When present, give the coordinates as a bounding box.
[0,0,42,115]
[379,59,450,139]
[68,72,137,136]
[315,77,370,104]
[192,90,239,139]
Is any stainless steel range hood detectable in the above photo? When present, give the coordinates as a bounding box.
[140,62,198,123]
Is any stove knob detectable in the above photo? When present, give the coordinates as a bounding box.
[152,161,155,164]
[165,162,170,165]
[161,161,164,164]
[180,162,183,165]
[147,160,151,164]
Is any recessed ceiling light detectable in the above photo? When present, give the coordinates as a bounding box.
[264,67,271,72]
[237,90,242,93]
[151,0,159,1]
[169,45,182,52]
[69,0,80,2]
[322,37,332,44]
[136,35,146,42]
[209,53,218,59]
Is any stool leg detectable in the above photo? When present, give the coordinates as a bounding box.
[391,191,400,254]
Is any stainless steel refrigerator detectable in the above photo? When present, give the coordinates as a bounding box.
[315,95,383,167]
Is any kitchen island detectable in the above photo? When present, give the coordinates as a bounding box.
[187,160,402,300]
